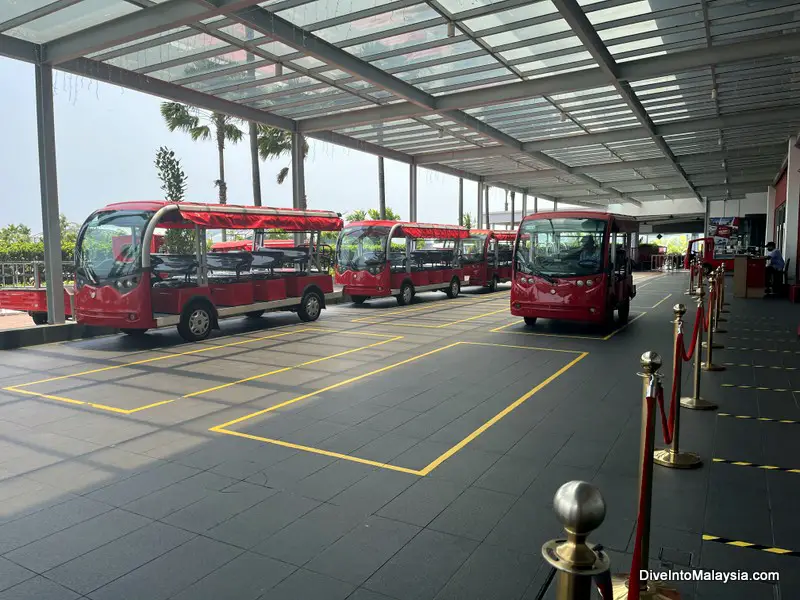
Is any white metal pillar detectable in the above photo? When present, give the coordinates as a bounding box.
[766,185,776,243]
[35,63,65,325]
[458,178,463,226]
[553,200,558,211]
[510,191,515,230]
[409,163,418,221]
[522,192,527,217]
[484,185,490,228]
[291,132,306,210]
[477,181,483,226]
[785,136,800,281]
[534,196,539,213]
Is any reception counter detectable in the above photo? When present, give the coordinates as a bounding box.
[733,255,765,298]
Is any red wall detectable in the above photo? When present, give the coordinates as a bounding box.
[774,170,787,242]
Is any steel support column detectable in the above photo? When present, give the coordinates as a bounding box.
[291,131,305,210]
[34,63,65,325]
[409,163,418,222]
[785,137,800,281]
[458,178,464,227]
[477,181,483,227]
[378,157,386,219]
[766,185,776,243]
[534,196,538,213]
[484,185,490,229]
[510,191,515,230]
[521,192,527,219]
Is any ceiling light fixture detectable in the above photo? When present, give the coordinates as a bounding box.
[711,87,717,100]
[560,112,567,122]
[447,22,455,37]
[275,63,283,77]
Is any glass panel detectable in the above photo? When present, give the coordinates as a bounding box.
[106,34,229,72]
[278,0,407,28]
[187,64,281,92]
[463,0,558,30]
[316,4,439,44]
[291,56,327,69]
[318,69,351,80]
[88,27,190,59]
[501,36,583,61]
[348,24,447,56]
[482,18,571,48]
[219,76,320,101]
[7,0,138,43]
[514,50,593,71]
[371,39,480,70]
[418,67,510,91]
[0,1,59,23]
[397,54,499,81]
[151,52,265,84]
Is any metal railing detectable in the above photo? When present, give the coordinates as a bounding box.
[0,261,74,288]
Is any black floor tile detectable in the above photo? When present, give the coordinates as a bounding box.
[0,557,34,593]
[473,455,542,497]
[170,551,296,600]
[428,487,516,541]
[363,529,478,600]
[267,568,356,600]
[433,543,540,600]
[305,516,419,585]
[0,576,81,600]
[377,478,464,527]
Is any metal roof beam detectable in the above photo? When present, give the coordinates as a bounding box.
[234,5,640,206]
[0,33,38,63]
[58,55,296,130]
[43,0,258,64]
[299,31,800,132]
[551,0,701,203]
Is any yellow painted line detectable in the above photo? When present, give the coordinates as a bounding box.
[5,328,403,415]
[713,457,800,473]
[211,342,464,431]
[649,294,672,309]
[211,341,585,476]
[718,413,799,425]
[417,351,587,475]
[635,274,667,289]
[602,312,646,340]
[355,307,509,330]
[702,534,800,557]
[722,363,797,371]
[7,328,321,388]
[184,335,403,397]
[214,429,423,476]
[488,311,646,341]
[349,295,502,323]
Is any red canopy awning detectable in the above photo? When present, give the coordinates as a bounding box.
[175,204,343,232]
[348,221,469,239]
[211,240,253,251]
[492,231,517,242]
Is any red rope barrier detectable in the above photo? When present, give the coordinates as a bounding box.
[656,377,674,445]
[681,305,702,362]
[627,393,656,600]
[704,286,713,332]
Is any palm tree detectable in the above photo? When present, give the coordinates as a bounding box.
[160,103,244,239]
[346,209,367,222]
[257,125,309,186]
[462,212,473,229]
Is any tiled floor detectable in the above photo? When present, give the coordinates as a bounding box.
[0,273,796,600]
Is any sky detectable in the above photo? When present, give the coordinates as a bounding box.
[1,56,523,233]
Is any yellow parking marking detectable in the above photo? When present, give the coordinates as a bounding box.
[649,294,672,309]
[489,311,646,341]
[702,535,800,557]
[211,342,586,476]
[722,363,797,371]
[718,413,799,425]
[713,457,800,474]
[354,307,509,329]
[4,328,402,415]
[349,294,507,323]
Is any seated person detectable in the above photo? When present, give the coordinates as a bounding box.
[578,235,601,265]
[765,241,785,295]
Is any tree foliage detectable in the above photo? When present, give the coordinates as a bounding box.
[154,146,195,254]
[461,212,473,229]
[0,215,77,262]
[346,207,400,222]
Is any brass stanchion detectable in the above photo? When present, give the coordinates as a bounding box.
[712,271,727,334]
[612,352,678,600]
[702,274,725,371]
[654,305,702,469]
[681,280,718,410]
[720,264,730,309]
[714,268,727,323]
[686,261,696,296]
[541,481,610,600]
[701,273,724,351]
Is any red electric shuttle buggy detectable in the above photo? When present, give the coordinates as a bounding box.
[459,229,515,291]
[334,220,469,306]
[73,201,343,341]
[511,211,637,327]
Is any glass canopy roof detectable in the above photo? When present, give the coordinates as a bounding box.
[3,0,799,208]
